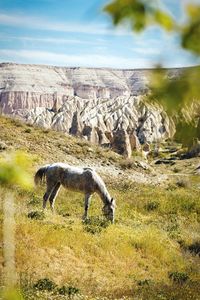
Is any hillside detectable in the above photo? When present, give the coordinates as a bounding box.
[0,63,178,157]
[0,116,175,185]
[0,116,200,299]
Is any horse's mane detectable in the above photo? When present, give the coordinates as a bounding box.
[92,171,111,205]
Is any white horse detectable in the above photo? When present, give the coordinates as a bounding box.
[34,163,116,222]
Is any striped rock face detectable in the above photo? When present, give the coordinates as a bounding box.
[0,63,177,156]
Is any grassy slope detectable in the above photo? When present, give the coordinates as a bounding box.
[0,116,200,300]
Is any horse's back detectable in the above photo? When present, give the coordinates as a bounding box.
[48,162,70,170]
[45,163,104,194]
[58,165,95,192]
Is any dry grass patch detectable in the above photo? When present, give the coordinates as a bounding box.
[0,116,200,299]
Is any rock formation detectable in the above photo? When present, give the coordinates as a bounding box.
[0,63,177,157]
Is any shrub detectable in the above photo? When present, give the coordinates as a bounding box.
[119,158,135,169]
[57,285,80,296]
[176,178,189,188]
[83,216,110,234]
[169,272,189,284]
[173,167,180,173]
[28,195,41,207]
[43,129,50,134]
[137,279,152,286]
[24,128,31,133]
[33,278,57,291]
[10,118,23,127]
[188,241,200,256]
[27,211,45,220]
[145,201,159,211]
[181,201,196,212]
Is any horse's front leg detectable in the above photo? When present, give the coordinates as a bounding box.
[82,193,91,221]
[43,186,53,209]
[49,182,61,212]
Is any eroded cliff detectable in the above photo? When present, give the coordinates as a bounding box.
[0,63,176,156]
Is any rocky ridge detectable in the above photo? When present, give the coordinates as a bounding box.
[0,63,178,156]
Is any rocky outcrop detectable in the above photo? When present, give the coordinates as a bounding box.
[10,95,175,157]
[185,139,200,158]
[0,63,177,157]
[111,129,132,157]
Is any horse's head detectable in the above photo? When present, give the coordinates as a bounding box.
[102,198,116,223]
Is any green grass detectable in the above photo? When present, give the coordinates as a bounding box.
[1,178,199,299]
[0,115,200,299]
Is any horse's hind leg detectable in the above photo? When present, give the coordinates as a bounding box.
[49,182,61,211]
[82,193,91,221]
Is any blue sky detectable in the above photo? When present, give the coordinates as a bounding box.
[0,0,200,69]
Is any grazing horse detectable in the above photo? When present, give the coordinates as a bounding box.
[34,163,116,222]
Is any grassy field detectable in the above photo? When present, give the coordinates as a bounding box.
[0,116,200,300]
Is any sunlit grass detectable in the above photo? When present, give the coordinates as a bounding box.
[0,115,200,299]
[0,177,199,299]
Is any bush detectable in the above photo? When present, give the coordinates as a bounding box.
[181,201,196,212]
[27,211,45,220]
[137,279,152,286]
[173,167,180,173]
[33,278,57,291]
[43,129,50,134]
[83,216,110,234]
[176,178,189,188]
[10,118,23,127]
[24,128,32,133]
[57,285,80,296]
[145,201,159,211]
[28,194,41,207]
[119,158,135,169]
[188,241,200,256]
[169,272,189,284]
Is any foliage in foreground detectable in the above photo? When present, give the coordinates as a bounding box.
[104,0,200,146]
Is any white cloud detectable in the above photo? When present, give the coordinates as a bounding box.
[0,35,101,45]
[133,38,160,48]
[0,49,154,69]
[131,47,161,56]
[0,13,131,36]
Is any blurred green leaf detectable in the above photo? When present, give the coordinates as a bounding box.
[104,0,146,32]
[104,0,200,146]
[153,10,174,31]
[175,121,198,147]
[181,5,200,54]
[151,67,200,106]
[104,1,200,55]
[1,289,23,300]
[0,151,33,189]
[147,67,200,145]
[182,20,200,55]
[187,4,200,18]
[104,0,174,32]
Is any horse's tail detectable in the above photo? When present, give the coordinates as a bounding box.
[34,165,50,186]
